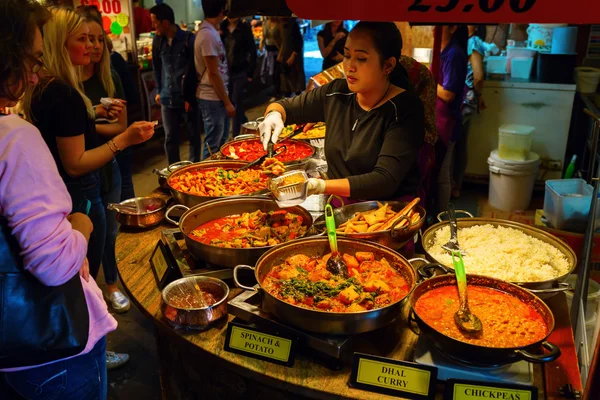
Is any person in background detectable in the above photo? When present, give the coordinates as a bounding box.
[0,3,115,397]
[133,0,152,39]
[434,25,467,212]
[107,36,140,201]
[317,20,347,71]
[195,0,235,159]
[453,25,487,198]
[78,7,132,320]
[278,17,305,97]
[260,17,282,101]
[221,16,257,137]
[151,3,198,163]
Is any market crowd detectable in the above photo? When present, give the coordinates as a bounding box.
[0,0,483,397]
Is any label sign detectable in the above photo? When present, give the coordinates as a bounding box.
[78,0,123,15]
[350,353,437,399]
[286,0,600,24]
[445,379,537,400]
[224,321,297,367]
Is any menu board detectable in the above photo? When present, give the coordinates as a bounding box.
[72,0,134,59]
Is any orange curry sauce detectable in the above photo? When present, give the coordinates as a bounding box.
[262,252,410,312]
[415,286,548,348]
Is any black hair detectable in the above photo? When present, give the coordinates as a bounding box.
[202,0,227,19]
[350,21,410,88]
[76,5,103,25]
[0,0,49,102]
[451,25,469,58]
[150,3,175,25]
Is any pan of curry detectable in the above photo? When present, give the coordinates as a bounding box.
[233,237,418,335]
[409,274,561,366]
[165,197,313,268]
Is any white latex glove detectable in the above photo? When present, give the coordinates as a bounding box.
[307,178,326,196]
[259,111,284,150]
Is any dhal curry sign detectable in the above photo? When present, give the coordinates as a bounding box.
[378,366,408,387]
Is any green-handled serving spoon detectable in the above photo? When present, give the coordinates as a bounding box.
[451,250,482,334]
[324,204,348,278]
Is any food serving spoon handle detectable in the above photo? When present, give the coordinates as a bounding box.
[451,250,482,333]
[324,204,348,278]
[235,146,287,173]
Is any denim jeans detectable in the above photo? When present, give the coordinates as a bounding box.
[197,99,230,160]
[161,105,199,164]
[228,71,248,137]
[116,147,135,201]
[100,160,121,285]
[65,172,106,280]
[0,337,107,400]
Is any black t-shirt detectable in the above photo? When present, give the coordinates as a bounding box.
[83,71,126,147]
[317,25,348,70]
[31,79,98,181]
[278,79,425,200]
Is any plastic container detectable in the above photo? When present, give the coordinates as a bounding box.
[498,124,534,161]
[537,52,576,84]
[506,46,537,73]
[544,179,595,232]
[488,150,540,211]
[527,23,567,52]
[551,26,578,54]
[486,56,507,75]
[511,57,534,79]
[565,275,600,322]
[575,67,600,94]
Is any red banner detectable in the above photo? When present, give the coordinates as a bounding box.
[286,0,600,24]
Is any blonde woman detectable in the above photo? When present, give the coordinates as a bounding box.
[77,7,131,316]
[19,7,154,368]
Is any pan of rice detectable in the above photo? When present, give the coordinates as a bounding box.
[421,217,577,297]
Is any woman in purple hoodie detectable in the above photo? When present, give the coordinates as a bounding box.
[0,1,117,398]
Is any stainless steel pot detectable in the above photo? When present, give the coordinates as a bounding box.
[167,160,264,208]
[409,273,560,366]
[312,201,426,250]
[233,237,419,335]
[153,161,193,190]
[164,197,314,268]
[161,276,229,329]
[219,137,315,171]
[421,213,577,297]
[240,117,263,136]
[112,197,167,228]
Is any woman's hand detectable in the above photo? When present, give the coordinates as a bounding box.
[286,53,296,66]
[478,95,487,111]
[259,111,284,150]
[106,99,126,119]
[79,257,90,282]
[123,121,156,146]
[334,32,346,42]
[67,212,93,241]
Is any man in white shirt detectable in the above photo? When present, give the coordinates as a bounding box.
[195,0,235,159]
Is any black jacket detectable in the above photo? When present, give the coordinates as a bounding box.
[220,20,257,76]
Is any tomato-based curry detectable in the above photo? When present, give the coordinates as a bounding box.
[415,285,548,348]
[262,252,410,312]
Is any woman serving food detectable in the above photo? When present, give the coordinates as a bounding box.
[259,22,425,201]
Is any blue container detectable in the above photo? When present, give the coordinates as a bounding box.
[543,179,594,232]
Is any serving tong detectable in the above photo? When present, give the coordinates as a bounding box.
[234,145,287,173]
[441,203,466,255]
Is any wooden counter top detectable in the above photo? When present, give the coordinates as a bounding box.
[115,207,579,399]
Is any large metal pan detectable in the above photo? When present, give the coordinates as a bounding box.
[167,160,268,208]
[421,214,577,297]
[312,201,426,250]
[153,161,193,190]
[233,237,418,335]
[220,137,315,171]
[409,273,560,366]
[165,197,313,268]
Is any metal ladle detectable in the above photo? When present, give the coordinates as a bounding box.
[451,250,482,333]
[324,204,348,278]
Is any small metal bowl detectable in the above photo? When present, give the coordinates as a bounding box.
[161,276,229,330]
[115,197,167,228]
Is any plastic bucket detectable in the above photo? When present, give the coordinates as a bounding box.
[551,27,578,54]
[575,67,600,94]
[527,23,567,52]
[488,150,540,211]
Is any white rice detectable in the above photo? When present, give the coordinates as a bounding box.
[428,224,570,282]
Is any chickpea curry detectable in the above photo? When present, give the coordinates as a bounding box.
[262,252,410,312]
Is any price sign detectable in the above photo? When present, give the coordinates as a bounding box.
[78,0,123,15]
[286,0,600,24]
[350,353,437,399]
